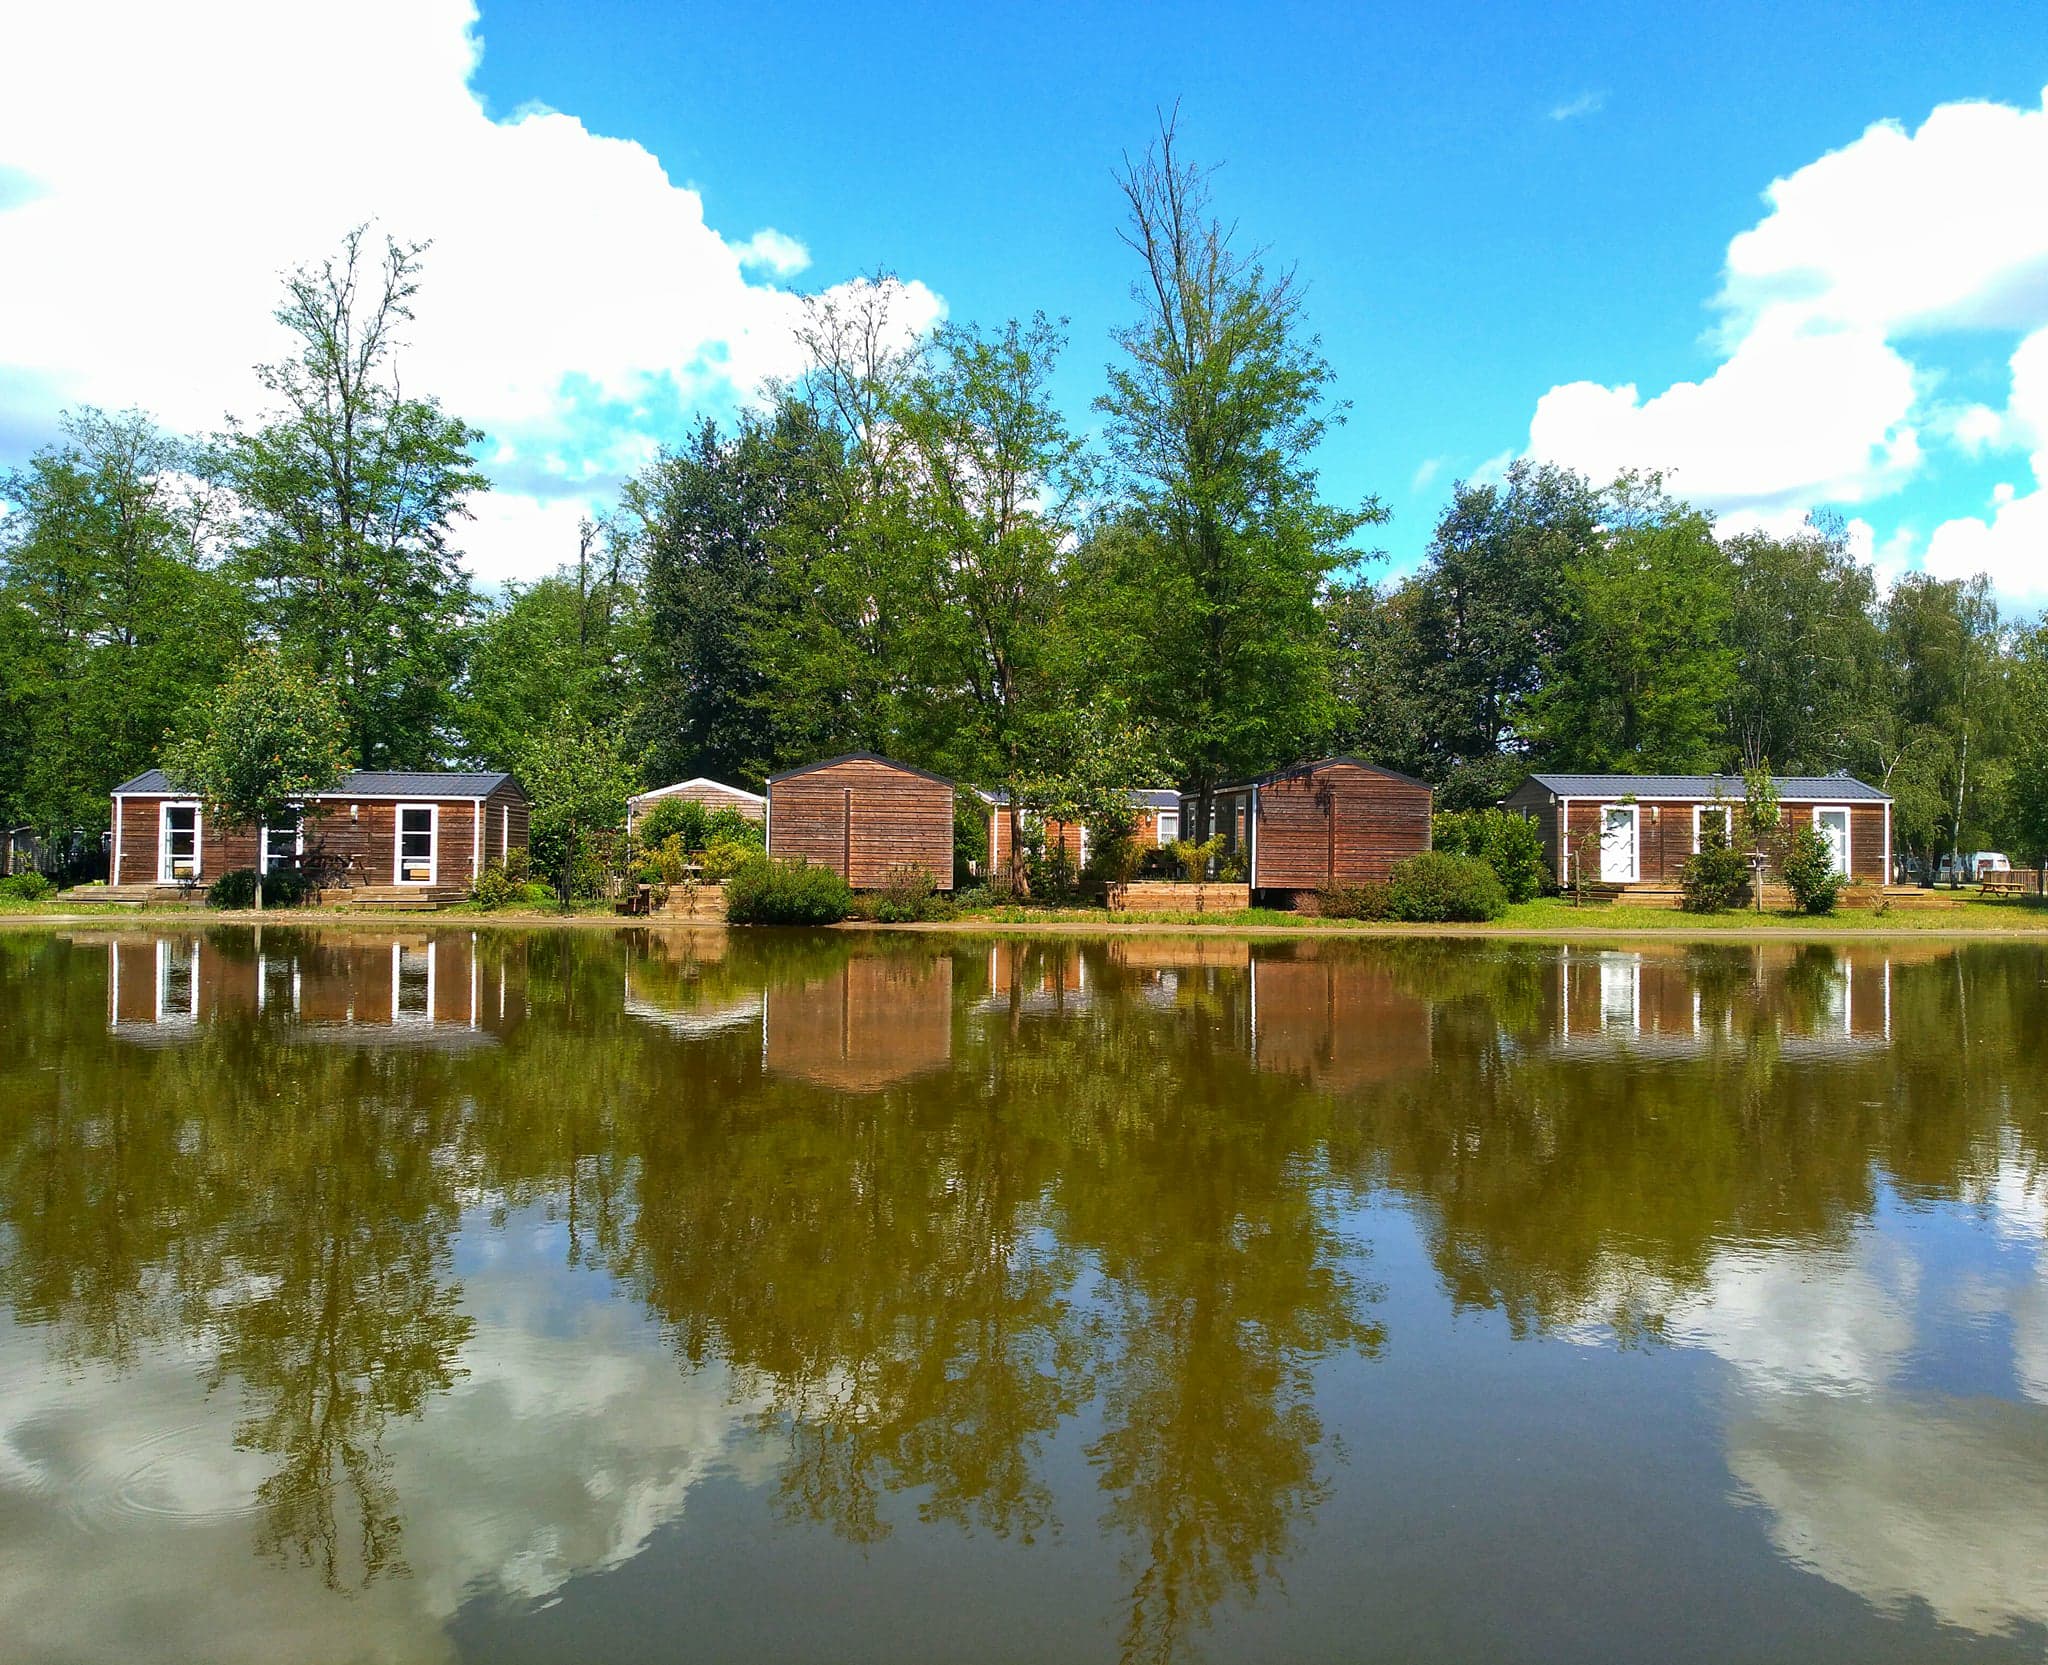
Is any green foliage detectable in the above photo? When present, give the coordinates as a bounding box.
[1780,823,1845,915]
[470,851,544,910]
[1167,834,1226,883]
[2010,623,2048,862]
[517,718,637,900]
[205,867,313,909]
[723,856,853,926]
[698,837,756,881]
[870,865,949,924]
[1431,808,1548,902]
[1025,838,1080,902]
[1388,851,1508,922]
[1317,880,1393,920]
[212,228,482,769]
[1680,825,1751,914]
[0,871,54,901]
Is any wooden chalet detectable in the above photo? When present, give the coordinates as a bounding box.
[765,753,955,890]
[106,769,529,905]
[1182,758,1434,905]
[982,788,1181,875]
[1502,772,1892,894]
[626,776,766,833]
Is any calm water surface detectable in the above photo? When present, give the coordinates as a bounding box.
[2,927,2046,1663]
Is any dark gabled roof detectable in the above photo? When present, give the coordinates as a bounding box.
[1198,756,1434,794]
[1517,772,1891,803]
[767,752,955,788]
[114,768,520,799]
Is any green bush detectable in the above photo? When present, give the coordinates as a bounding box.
[872,864,947,923]
[723,856,853,926]
[1317,880,1393,920]
[1780,823,1844,915]
[952,884,1001,912]
[0,871,55,901]
[1432,809,1549,902]
[1388,850,1508,922]
[1680,826,1751,913]
[205,868,313,909]
[699,837,758,881]
[702,806,764,849]
[472,855,553,910]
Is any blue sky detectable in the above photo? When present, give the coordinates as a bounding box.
[4,1,2046,601]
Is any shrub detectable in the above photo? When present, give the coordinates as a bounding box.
[952,884,1001,912]
[205,868,313,909]
[1317,880,1393,921]
[0,871,55,901]
[1167,834,1225,882]
[698,837,757,881]
[1680,827,1751,913]
[1432,809,1549,902]
[723,856,853,926]
[472,855,553,910]
[471,861,517,909]
[1388,850,1508,923]
[872,864,944,923]
[1780,823,1844,915]
[1026,840,1080,902]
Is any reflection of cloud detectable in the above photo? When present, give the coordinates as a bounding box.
[1729,1393,2048,1640]
[0,1209,765,1663]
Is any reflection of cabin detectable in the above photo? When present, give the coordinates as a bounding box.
[766,754,954,890]
[1502,773,1892,893]
[1548,945,1894,1053]
[626,777,765,834]
[763,955,953,1090]
[104,932,516,1046]
[621,935,763,1036]
[982,789,1181,876]
[1250,949,1432,1091]
[106,769,530,905]
[1182,758,1433,906]
[981,941,1089,1013]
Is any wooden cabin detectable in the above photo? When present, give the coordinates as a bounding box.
[765,753,955,890]
[626,776,766,834]
[1181,758,1433,906]
[1501,773,1892,894]
[107,769,529,904]
[763,953,954,1090]
[982,788,1181,876]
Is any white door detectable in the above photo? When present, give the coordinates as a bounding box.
[1814,808,1850,878]
[160,803,199,883]
[1600,805,1638,882]
[396,805,436,884]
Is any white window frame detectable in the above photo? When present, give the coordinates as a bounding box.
[1155,810,1179,847]
[159,800,202,884]
[394,803,439,886]
[1599,803,1640,884]
[1812,804,1852,879]
[390,940,436,1024]
[260,807,304,874]
[1692,803,1733,854]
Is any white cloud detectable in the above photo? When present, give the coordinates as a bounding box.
[0,0,942,585]
[1410,455,1446,494]
[1923,324,2048,608]
[1549,92,1606,123]
[1522,85,2048,599]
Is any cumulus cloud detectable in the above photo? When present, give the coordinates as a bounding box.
[1522,85,2048,599]
[0,0,942,584]
[1923,324,2048,607]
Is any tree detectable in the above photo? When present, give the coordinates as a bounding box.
[1530,473,1734,771]
[518,716,638,901]
[160,650,349,910]
[2009,623,2048,862]
[894,314,1089,889]
[0,408,241,838]
[215,227,484,768]
[1096,113,1381,838]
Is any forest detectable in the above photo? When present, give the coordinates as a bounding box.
[3,124,2045,882]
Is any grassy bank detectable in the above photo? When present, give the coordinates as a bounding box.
[7,892,2048,938]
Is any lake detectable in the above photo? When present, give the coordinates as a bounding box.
[2,926,2045,1663]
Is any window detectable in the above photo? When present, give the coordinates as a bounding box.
[1812,806,1851,878]
[160,803,200,883]
[1156,811,1179,847]
[1693,803,1732,853]
[397,804,436,884]
[262,809,300,873]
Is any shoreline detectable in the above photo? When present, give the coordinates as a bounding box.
[7,905,2048,943]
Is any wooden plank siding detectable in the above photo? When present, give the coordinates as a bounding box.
[1181,759,1432,905]
[627,779,765,827]
[986,802,1172,874]
[1541,793,1889,888]
[767,755,955,890]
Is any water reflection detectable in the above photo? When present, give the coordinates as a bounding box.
[2,930,2047,1662]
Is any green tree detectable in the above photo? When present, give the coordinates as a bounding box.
[0,408,241,837]
[1096,115,1381,837]
[215,227,484,768]
[1531,473,1735,770]
[159,650,349,910]
[2009,622,2048,862]
[518,715,638,900]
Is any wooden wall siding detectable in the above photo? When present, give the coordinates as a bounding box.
[987,808,1160,872]
[1253,764,1433,890]
[481,781,531,870]
[764,955,953,1090]
[769,760,954,889]
[1252,953,1431,1090]
[115,792,530,889]
[1555,797,1887,887]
